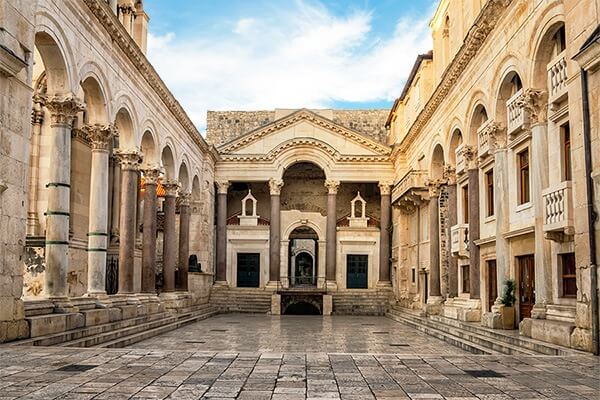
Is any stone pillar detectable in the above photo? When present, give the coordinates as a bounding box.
[141,166,160,294]
[467,159,480,299]
[115,149,142,295]
[378,182,392,283]
[427,180,443,298]
[494,146,509,301]
[110,153,121,243]
[445,166,458,298]
[215,181,230,283]
[178,192,191,291]
[44,94,85,308]
[269,179,284,284]
[84,124,116,296]
[162,181,179,292]
[325,180,340,284]
[27,96,44,236]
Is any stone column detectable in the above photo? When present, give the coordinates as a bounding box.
[110,152,121,243]
[378,181,392,283]
[141,166,160,294]
[494,143,509,302]
[445,166,458,298]
[178,192,191,291]
[467,155,480,299]
[269,179,284,284]
[44,94,85,308]
[427,180,443,299]
[84,124,116,296]
[27,96,45,236]
[325,180,340,284]
[162,181,179,292]
[215,181,230,283]
[115,149,142,295]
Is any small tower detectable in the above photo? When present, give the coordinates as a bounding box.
[348,191,369,228]
[238,190,259,226]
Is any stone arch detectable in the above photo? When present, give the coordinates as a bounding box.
[273,140,335,180]
[191,175,201,201]
[467,101,489,147]
[530,12,566,90]
[114,107,136,149]
[80,75,108,124]
[178,160,190,192]
[161,145,176,180]
[494,68,523,130]
[34,11,76,94]
[447,127,463,166]
[140,130,158,166]
[430,143,445,180]
[283,220,324,241]
[111,92,139,145]
[78,60,112,119]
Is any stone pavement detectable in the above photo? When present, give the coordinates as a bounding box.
[0,315,598,399]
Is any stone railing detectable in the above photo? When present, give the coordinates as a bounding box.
[507,88,528,136]
[392,170,428,202]
[547,51,568,104]
[450,224,469,258]
[542,181,574,240]
[477,120,493,158]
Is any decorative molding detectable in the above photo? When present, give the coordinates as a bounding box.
[83,123,117,151]
[219,109,391,155]
[324,180,340,194]
[215,180,230,194]
[141,165,162,184]
[378,181,393,195]
[162,181,180,197]
[31,95,45,125]
[398,0,513,152]
[268,179,284,195]
[425,178,446,197]
[178,192,191,206]
[114,148,142,170]
[515,89,547,125]
[443,165,456,185]
[45,94,85,126]
[459,145,477,170]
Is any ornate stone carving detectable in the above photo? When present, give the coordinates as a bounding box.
[178,191,191,206]
[515,89,547,125]
[141,165,162,185]
[378,181,393,195]
[458,145,478,170]
[324,180,340,194]
[443,165,456,185]
[45,94,85,126]
[31,95,45,125]
[162,181,180,197]
[215,180,230,194]
[426,179,446,197]
[114,148,142,170]
[83,123,117,151]
[269,178,284,195]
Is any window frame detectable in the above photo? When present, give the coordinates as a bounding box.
[485,168,494,217]
[561,122,572,181]
[560,252,577,298]
[517,148,530,205]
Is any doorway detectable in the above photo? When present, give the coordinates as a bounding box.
[487,260,497,312]
[237,253,260,288]
[288,226,318,287]
[517,255,535,320]
[346,254,368,289]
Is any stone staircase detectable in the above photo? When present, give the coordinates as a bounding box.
[332,288,394,315]
[387,304,585,355]
[209,286,273,313]
[8,303,217,349]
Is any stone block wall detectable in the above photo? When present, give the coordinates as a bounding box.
[0,0,35,342]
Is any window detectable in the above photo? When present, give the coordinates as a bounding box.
[486,169,494,217]
[562,123,572,181]
[518,149,530,205]
[411,268,416,284]
[421,207,429,241]
[561,253,577,298]
[462,185,469,223]
[553,25,567,55]
[461,265,470,293]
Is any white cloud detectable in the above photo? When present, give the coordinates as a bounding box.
[147,1,432,132]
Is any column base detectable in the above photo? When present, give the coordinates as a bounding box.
[108,294,129,308]
[376,281,392,288]
[266,280,281,290]
[442,297,481,322]
[531,302,547,319]
[425,296,444,315]
[485,302,516,330]
[213,280,229,287]
[325,280,338,292]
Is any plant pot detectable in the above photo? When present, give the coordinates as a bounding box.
[501,306,515,330]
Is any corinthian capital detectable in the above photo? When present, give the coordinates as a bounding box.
[516,89,547,125]
[179,191,191,206]
[163,181,180,197]
[378,181,393,195]
[215,180,230,194]
[142,165,162,185]
[459,145,478,170]
[31,94,45,125]
[443,165,456,185]
[269,179,284,195]
[426,178,446,198]
[83,123,117,151]
[325,179,340,194]
[115,148,142,170]
[45,94,85,126]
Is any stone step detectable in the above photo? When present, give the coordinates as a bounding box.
[387,306,578,356]
[97,308,218,348]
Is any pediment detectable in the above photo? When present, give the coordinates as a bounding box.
[218,109,391,157]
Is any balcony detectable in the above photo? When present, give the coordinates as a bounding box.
[547,51,568,104]
[542,181,574,241]
[506,88,530,136]
[451,224,469,258]
[477,120,498,159]
[456,144,475,175]
[392,170,428,211]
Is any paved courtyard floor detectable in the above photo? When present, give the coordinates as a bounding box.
[0,315,598,400]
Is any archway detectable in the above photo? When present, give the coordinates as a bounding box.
[288,226,319,287]
[284,301,321,315]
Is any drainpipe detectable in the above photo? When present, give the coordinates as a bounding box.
[580,68,599,356]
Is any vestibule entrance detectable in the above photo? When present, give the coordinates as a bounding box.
[288,226,318,287]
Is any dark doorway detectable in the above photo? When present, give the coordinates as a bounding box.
[288,226,318,287]
[346,254,368,289]
[518,255,535,320]
[487,260,497,312]
[294,252,314,285]
[284,301,321,315]
[237,253,260,288]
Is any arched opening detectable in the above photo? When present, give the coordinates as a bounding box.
[140,130,157,166]
[161,146,176,181]
[469,104,488,146]
[430,144,445,180]
[288,226,319,287]
[281,162,327,214]
[448,128,463,166]
[284,301,321,315]
[115,108,135,149]
[532,22,567,90]
[178,162,189,193]
[495,71,523,126]
[80,77,108,124]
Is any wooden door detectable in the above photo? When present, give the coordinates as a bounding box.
[487,260,497,312]
[346,254,368,289]
[237,253,260,288]
[518,255,535,320]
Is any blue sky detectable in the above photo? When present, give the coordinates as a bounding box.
[144,0,436,132]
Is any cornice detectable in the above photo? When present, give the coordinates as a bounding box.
[218,109,391,155]
[398,0,513,152]
[82,0,211,155]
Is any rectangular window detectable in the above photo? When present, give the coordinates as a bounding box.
[486,169,494,217]
[461,265,470,293]
[487,260,497,312]
[562,123,572,181]
[411,268,416,284]
[561,253,577,298]
[462,184,469,223]
[518,149,530,205]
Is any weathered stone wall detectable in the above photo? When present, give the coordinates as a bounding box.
[207,109,389,147]
[0,0,35,342]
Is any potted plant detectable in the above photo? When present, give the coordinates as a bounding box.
[500,279,516,329]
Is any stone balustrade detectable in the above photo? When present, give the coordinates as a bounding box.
[542,181,574,239]
[477,119,493,158]
[455,144,467,175]
[450,224,469,258]
[507,88,528,136]
[391,169,428,203]
[547,51,568,104]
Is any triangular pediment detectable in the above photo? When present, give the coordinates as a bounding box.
[217,109,391,157]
